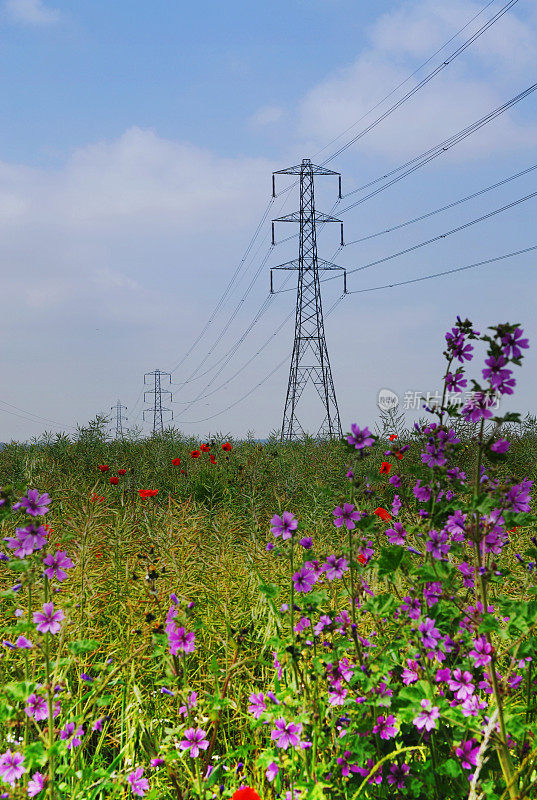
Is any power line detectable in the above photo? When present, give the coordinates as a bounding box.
[275,0,517,199]
[173,273,295,406]
[162,0,518,396]
[343,162,537,247]
[0,400,77,432]
[345,243,537,294]
[276,187,537,292]
[338,82,537,211]
[320,0,520,168]
[175,294,346,425]
[167,197,276,376]
[310,0,500,163]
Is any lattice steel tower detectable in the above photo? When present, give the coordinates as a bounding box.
[271,158,346,441]
[143,369,173,435]
[111,400,127,439]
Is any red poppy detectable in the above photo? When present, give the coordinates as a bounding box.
[380,462,392,474]
[210,455,217,464]
[374,507,392,522]
[200,444,210,452]
[110,477,119,485]
[357,553,367,565]
[389,434,398,442]
[507,527,518,533]
[191,450,201,459]
[138,489,158,498]
[395,452,404,460]
[180,469,185,474]
[98,465,110,472]
[172,458,181,466]
[118,469,127,476]
[231,789,261,800]
[222,442,232,452]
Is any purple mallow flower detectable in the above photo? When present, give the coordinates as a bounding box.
[372,714,398,740]
[270,718,303,749]
[4,523,48,557]
[321,555,349,581]
[126,767,150,797]
[270,512,298,540]
[27,772,45,797]
[419,618,441,650]
[33,602,65,635]
[490,438,510,453]
[292,567,317,593]
[387,761,410,788]
[413,700,440,731]
[333,503,361,530]
[60,722,84,749]
[0,750,26,786]
[413,480,431,502]
[501,326,529,360]
[469,636,493,668]
[385,521,406,545]
[426,529,450,559]
[448,668,475,701]
[456,739,480,770]
[445,371,467,392]
[248,692,266,719]
[13,489,51,517]
[42,550,74,582]
[346,425,374,450]
[461,392,495,423]
[179,728,209,758]
[167,626,195,656]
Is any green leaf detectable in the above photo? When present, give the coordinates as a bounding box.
[68,639,100,655]
[5,559,31,572]
[437,758,461,778]
[258,582,280,599]
[376,545,406,577]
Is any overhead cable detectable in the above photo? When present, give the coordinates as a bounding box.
[345,243,537,294]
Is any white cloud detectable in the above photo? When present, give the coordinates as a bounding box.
[250,105,284,127]
[296,0,537,161]
[4,0,61,25]
[0,127,277,324]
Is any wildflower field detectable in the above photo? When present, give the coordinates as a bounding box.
[1,317,537,800]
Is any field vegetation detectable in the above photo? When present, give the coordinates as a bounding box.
[0,316,536,800]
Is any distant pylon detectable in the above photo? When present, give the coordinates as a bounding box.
[271,158,346,441]
[143,369,173,435]
[111,400,128,439]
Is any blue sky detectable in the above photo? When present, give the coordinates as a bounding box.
[1,0,537,442]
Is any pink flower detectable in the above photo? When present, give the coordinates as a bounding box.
[413,699,440,731]
[469,636,493,668]
[0,749,26,786]
[372,714,398,740]
[126,766,150,797]
[27,771,45,797]
[32,602,65,634]
[179,728,209,758]
[248,692,266,719]
[270,718,303,749]
[448,668,475,700]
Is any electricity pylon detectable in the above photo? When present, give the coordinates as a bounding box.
[111,400,127,439]
[143,369,173,435]
[271,158,346,441]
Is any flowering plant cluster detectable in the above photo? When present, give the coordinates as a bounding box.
[0,318,536,800]
[250,319,537,799]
